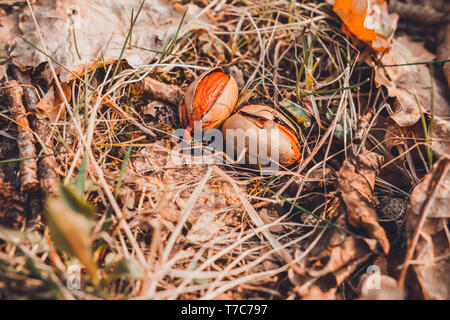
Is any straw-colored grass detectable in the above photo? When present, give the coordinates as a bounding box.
[0,0,426,299]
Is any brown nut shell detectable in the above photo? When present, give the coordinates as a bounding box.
[179,67,239,132]
[222,104,302,167]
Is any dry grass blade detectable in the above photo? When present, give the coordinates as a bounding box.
[161,166,213,264]
[1,0,448,301]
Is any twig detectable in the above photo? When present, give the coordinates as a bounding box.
[1,80,38,192]
[10,66,59,194]
[140,77,183,105]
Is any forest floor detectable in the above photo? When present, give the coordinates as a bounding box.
[0,0,449,300]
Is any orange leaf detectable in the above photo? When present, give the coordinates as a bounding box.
[333,0,397,52]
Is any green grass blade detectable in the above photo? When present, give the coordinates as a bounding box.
[158,8,188,63]
[413,90,432,171]
[107,0,146,90]
[299,78,369,97]
[0,152,65,164]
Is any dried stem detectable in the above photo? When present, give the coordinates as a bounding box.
[1,80,38,192]
[10,67,59,194]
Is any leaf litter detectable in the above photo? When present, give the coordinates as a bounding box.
[0,0,449,300]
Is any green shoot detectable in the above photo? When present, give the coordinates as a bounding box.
[73,151,88,197]
[0,152,65,164]
[299,78,370,97]
[157,8,188,64]
[70,15,82,61]
[107,0,146,90]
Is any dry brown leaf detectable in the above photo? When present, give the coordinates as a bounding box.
[34,82,71,122]
[307,235,376,278]
[405,158,450,299]
[0,8,20,46]
[431,117,450,159]
[437,22,450,87]
[410,158,450,219]
[9,0,211,81]
[298,228,374,299]
[186,209,224,243]
[337,149,390,254]
[374,35,450,127]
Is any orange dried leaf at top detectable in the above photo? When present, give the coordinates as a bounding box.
[333,0,397,52]
[334,0,377,43]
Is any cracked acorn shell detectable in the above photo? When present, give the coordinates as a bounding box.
[179,67,239,139]
[222,104,302,167]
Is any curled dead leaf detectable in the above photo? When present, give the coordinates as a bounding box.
[337,149,390,254]
[374,35,450,127]
[404,158,450,299]
[307,234,377,278]
[297,224,375,299]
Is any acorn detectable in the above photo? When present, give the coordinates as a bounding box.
[179,67,238,140]
[222,105,302,167]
